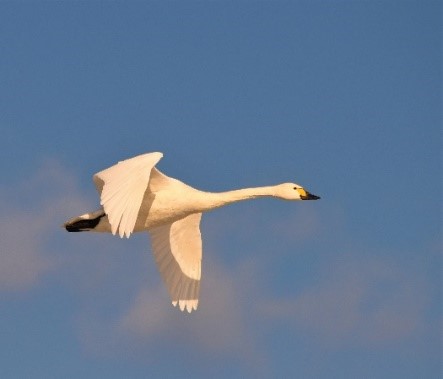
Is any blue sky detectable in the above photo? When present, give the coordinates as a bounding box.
[0,1,441,378]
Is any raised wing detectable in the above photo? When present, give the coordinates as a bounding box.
[93,152,163,238]
[148,167,181,192]
[149,213,202,313]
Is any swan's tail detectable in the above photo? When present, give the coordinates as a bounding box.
[64,209,106,232]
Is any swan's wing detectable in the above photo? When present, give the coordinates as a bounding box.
[148,167,180,192]
[149,213,202,313]
[93,152,163,238]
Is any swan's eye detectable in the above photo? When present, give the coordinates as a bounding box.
[293,187,297,190]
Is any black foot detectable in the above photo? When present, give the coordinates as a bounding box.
[65,214,105,232]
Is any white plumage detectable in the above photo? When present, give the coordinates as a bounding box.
[64,152,320,312]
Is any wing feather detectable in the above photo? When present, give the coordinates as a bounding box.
[149,213,202,312]
[93,152,163,238]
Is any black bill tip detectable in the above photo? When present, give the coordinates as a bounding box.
[301,192,321,200]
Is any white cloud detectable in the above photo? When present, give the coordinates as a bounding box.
[0,159,265,366]
[1,158,434,376]
[0,159,93,290]
[0,209,54,290]
[257,253,428,349]
[78,255,269,375]
[72,200,431,370]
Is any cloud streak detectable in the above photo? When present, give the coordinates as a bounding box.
[258,253,428,349]
[0,159,92,290]
[0,159,436,377]
[79,256,269,376]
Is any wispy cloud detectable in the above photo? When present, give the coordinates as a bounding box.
[1,159,436,377]
[257,253,428,349]
[78,256,269,375]
[0,160,267,371]
[0,209,53,290]
[0,159,92,290]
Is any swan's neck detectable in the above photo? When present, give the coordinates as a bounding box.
[203,186,278,210]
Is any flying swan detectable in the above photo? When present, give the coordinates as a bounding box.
[64,152,320,312]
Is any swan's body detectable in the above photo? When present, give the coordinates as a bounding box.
[64,152,320,312]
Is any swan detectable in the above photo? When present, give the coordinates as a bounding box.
[64,152,320,312]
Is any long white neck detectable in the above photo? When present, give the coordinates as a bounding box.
[200,185,278,211]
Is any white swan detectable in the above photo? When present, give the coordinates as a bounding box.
[64,152,320,312]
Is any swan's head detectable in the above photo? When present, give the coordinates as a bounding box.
[275,183,320,201]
